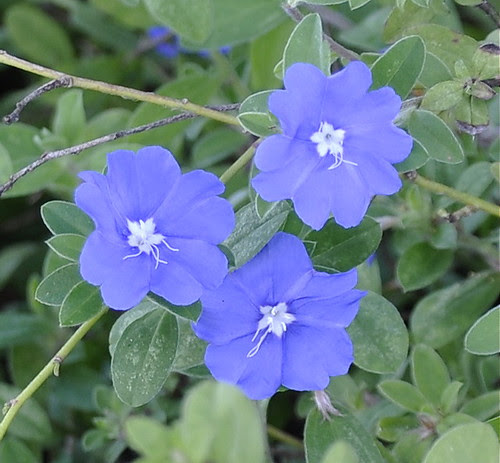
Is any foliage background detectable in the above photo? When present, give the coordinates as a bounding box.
[0,0,498,462]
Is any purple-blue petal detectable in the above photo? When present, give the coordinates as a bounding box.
[195,275,260,345]
[282,325,353,391]
[299,269,358,299]
[166,238,228,290]
[79,231,128,285]
[252,140,320,201]
[150,260,203,306]
[254,135,294,172]
[269,63,326,139]
[357,157,402,195]
[100,253,152,310]
[235,335,283,400]
[166,197,234,244]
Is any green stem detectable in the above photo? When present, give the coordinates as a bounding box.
[219,143,257,184]
[267,424,304,450]
[0,308,107,441]
[409,173,500,217]
[0,50,239,126]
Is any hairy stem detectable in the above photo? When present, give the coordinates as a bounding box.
[406,172,500,217]
[0,107,237,197]
[0,308,107,441]
[0,50,239,126]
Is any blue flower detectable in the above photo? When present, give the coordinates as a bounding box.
[147,26,181,59]
[194,232,365,400]
[75,146,235,310]
[252,62,413,230]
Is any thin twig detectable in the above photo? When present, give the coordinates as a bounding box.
[0,104,240,197]
[3,77,73,124]
[304,4,353,30]
[477,0,500,27]
[0,50,239,126]
[438,205,479,223]
[282,4,359,62]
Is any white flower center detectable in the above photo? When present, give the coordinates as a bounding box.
[247,302,295,358]
[310,121,357,170]
[123,217,178,269]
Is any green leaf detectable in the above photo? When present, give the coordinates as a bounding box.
[124,417,171,460]
[172,318,207,372]
[378,380,429,412]
[238,91,277,137]
[404,24,478,70]
[52,90,86,145]
[148,294,202,321]
[423,423,499,463]
[180,381,266,463]
[410,272,500,348]
[0,243,38,291]
[321,441,359,463]
[191,128,247,169]
[411,344,450,407]
[460,391,500,421]
[301,0,347,4]
[305,217,382,273]
[0,142,13,184]
[109,299,162,356]
[0,312,51,349]
[283,13,330,75]
[348,292,409,374]
[421,80,464,111]
[305,409,385,463]
[465,306,500,355]
[5,4,74,67]
[0,438,38,463]
[397,242,453,291]
[111,309,178,406]
[455,96,490,135]
[371,35,425,98]
[349,0,372,9]
[223,201,291,268]
[195,0,285,48]
[41,201,94,236]
[46,234,86,262]
[0,383,52,444]
[35,263,83,306]
[59,281,104,327]
[251,21,295,90]
[440,381,463,414]
[377,415,420,442]
[473,43,500,79]
[144,0,213,43]
[408,110,464,164]
[418,52,452,88]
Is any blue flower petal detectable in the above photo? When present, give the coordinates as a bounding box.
[167,197,234,244]
[107,147,180,220]
[282,325,353,391]
[195,276,259,344]
[299,269,358,299]
[236,335,283,400]
[357,157,402,195]
[155,170,225,226]
[346,125,413,164]
[150,260,203,306]
[252,140,320,201]
[328,167,373,228]
[100,253,152,310]
[254,135,294,172]
[293,170,333,230]
[167,238,228,290]
[269,63,326,139]
[79,232,127,285]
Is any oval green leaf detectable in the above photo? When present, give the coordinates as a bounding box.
[397,242,453,291]
[411,272,500,348]
[59,281,105,327]
[238,90,277,137]
[46,234,86,262]
[41,201,94,236]
[409,110,464,164]
[111,308,178,407]
[305,409,385,463]
[465,306,500,355]
[378,380,429,413]
[35,263,82,306]
[348,292,409,374]
[371,35,425,98]
[423,423,499,463]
